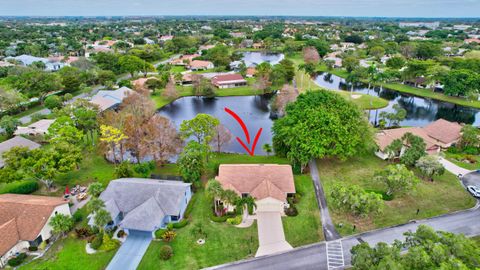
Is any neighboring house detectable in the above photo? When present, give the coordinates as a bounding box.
[0,61,14,67]
[199,44,215,52]
[464,38,480,44]
[169,54,200,66]
[89,86,134,112]
[215,164,296,214]
[0,194,71,267]
[5,54,66,71]
[188,60,214,71]
[97,178,192,237]
[0,136,41,168]
[246,67,256,78]
[375,118,462,160]
[14,119,56,136]
[159,35,174,42]
[324,56,342,68]
[211,74,247,89]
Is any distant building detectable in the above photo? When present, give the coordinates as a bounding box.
[5,54,65,71]
[89,87,134,112]
[399,21,440,29]
[14,119,55,136]
[0,136,41,168]
[188,60,214,71]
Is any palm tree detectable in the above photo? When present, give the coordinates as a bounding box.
[94,208,112,232]
[87,197,105,214]
[242,196,257,215]
[206,179,223,215]
[221,189,240,214]
[262,143,272,156]
[346,72,360,97]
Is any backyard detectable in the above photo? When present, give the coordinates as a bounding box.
[317,153,477,236]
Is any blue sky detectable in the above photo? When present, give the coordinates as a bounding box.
[1,0,480,17]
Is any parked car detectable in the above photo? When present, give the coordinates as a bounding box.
[466,186,480,198]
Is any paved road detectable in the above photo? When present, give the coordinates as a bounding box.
[309,160,341,241]
[211,201,480,270]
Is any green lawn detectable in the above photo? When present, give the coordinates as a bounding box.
[283,175,324,246]
[295,68,388,110]
[170,66,186,73]
[316,65,480,109]
[445,152,480,170]
[20,237,117,270]
[138,189,259,270]
[317,153,476,236]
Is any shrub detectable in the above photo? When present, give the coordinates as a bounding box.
[463,146,479,155]
[75,227,93,239]
[285,206,298,217]
[159,245,173,260]
[44,95,63,110]
[117,230,126,238]
[114,161,134,178]
[155,228,168,239]
[210,214,228,223]
[38,241,47,250]
[62,93,73,102]
[28,246,38,251]
[90,232,104,250]
[464,155,477,163]
[172,219,189,229]
[167,223,174,231]
[183,196,196,219]
[72,211,84,223]
[226,215,242,225]
[0,180,39,194]
[7,253,27,267]
[161,231,177,242]
[99,234,119,251]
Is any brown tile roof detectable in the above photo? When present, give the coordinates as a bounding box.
[246,67,256,76]
[0,219,20,256]
[0,194,68,253]
[423,119,463,144]
[216,164,295,202]
[189,60,213,69]
[211,74,246,85]
[375,127,438,151]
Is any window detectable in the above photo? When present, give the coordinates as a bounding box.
[242,193,249,198]
[171,215,179,221]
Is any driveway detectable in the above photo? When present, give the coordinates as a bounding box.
[438,157,472,176]
[106,230,152,270]
[255,211,293,257]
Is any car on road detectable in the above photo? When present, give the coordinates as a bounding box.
[467,186,480,198]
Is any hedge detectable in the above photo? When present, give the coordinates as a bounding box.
[172,219,189,229]
[0,180,39,194]
[8,253,27,267]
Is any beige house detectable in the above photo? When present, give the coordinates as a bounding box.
[215,164,295,214]
[211,74,247,89]
[375,118,463,160]
[188,60,214,71]
[14,119,55,136]
[0,194,71,267]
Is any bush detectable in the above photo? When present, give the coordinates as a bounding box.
[38,241,47,250]
[99,234,120,251]
[44,95,63,110]
[75,227,94,239]
[117,229,126,238]
[114,161,134,178]
[464,155,478,163]
[161,231,177,242]
[172,219,189,229]
[90,232,104,250]
[210,214,228,223]
[0,180,39,194]
[62,93,73,102]
[159,245,173,260]
[285,206,298,217]
[463,146,479,155]
[183,195,196,219]
[7,253,27,267]
[226,215,242,225]
[72,211,84,223]
[155,228,169,239]
[28,246,38,251]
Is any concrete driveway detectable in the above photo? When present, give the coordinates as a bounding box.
[106,230,152,270]
[255,211,293,257]
[438,157,472,176]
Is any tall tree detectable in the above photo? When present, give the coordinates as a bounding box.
[180,114,220,145]
[0,116,20,138]
[303,46,320,64]
[210,124,233,153]
[178,141,208,183]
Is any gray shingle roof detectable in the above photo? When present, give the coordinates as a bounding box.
[0,136,41,168]
[100,178,191,231]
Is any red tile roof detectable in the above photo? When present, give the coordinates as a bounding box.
[211,74,246,85]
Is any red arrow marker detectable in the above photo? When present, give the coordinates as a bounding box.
[224,107,263,156]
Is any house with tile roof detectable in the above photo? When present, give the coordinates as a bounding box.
[0,194,70,267]
[375,118,463,160]
[211,74,247,89]
[215,164,296,214]
[96,178,192,237]
[188,60,214,71]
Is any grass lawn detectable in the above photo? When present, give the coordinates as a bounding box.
[470,235,480,245]
[445,152,480,171]
[19,237,117,270]
[294,68,388,110]
[283,175,324,246]
[170,66,186,73]
[315,65,480,109]
[317,153,477,236]
[137,189,259,270]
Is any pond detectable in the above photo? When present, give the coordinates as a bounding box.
[314,72,480,127]
[241,51,285,67]
[158,95,274,155]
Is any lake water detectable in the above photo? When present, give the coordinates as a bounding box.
[241,51,285,67]
[158,95,274,155]
[314,72,480,127]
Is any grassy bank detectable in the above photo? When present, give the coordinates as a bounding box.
[316,65,480,109]
[317,153,476,236]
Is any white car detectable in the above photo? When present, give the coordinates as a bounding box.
[467,186,480,198]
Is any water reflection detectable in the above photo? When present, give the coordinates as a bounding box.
[314,72,480,127]
[241,51,285,67]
